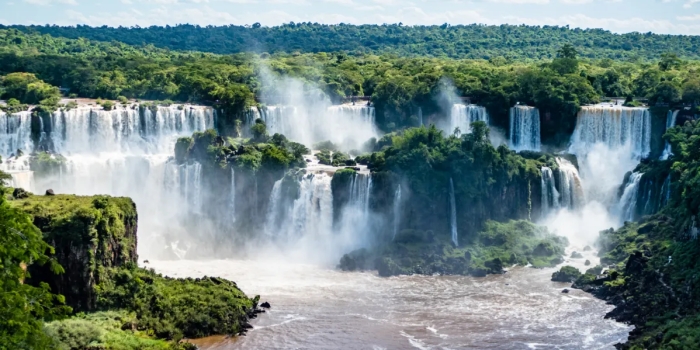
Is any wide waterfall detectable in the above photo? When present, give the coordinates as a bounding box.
[449,178,458,247]
[661,110,679,160]
[556,158,584,210]
[392,185,402,241]
[540,167,559,218]
[254,104,377,148]
[0,104,215,256]
[509,106,541,152]
[618,172,643,222]
[569,106,651,160]
[450,104,488,135]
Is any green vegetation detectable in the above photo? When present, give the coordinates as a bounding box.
[1,28,699,141]
[551,266,582,283]
[8,24,700,61]
[340,220,567,277]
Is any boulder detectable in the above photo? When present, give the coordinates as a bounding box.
[45,189,55,196]
[562,289,570,294]
[571,251,584,259]
[583,246,592,252]
[261,302,271,309]
[551,266,582,283]
[12,187,30,199]
[584,260,591,266]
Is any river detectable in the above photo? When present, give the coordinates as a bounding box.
[149,252,630,350]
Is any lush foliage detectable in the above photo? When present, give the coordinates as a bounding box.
[0,72,60,109]
[8,24,700,61]
[44,311,194,350]
[340,220,567,277]
[1,28,699,140]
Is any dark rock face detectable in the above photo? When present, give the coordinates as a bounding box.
[45,189,55,195]
[21,195,138,311]
[570,251,584,259]
[562,289,570,294]
[12,187,30,199]
[260,302,271,308]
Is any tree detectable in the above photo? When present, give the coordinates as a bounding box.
[251,119,268,142]
[659,52,682,71]
[0,73,61,105]
[0,177,70,349]
[557,44,578,59]
[682,79,700,104]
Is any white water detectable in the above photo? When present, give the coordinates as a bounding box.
[569,106,651,161]
[449,177,458,247]
[509,106,541,152]
[0,104,215,256]
[392,185,402,241]
[618,172,643,222]
[450,104,488,135]
[556,158,584,211]
[0,111,33,156]
[660,110,679,160]
[540,167,559,218]
[251,103,378,150]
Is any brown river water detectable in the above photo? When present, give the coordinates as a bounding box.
[149,251,630,350]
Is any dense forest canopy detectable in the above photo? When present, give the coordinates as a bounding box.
[4,23,700,61]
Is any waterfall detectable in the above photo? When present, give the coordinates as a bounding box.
[418,107,424,127]
[662,174,672,206]
[348,173,372,215]
[451,104,488,135]
[556,158,584,210]
[254,104,378,147]
[568,106,651,160]
[660,110,679,160]
[392,185,402,241]
[0,111,33,156]
[540,167,559,218]
[0,104,215,256]
[230,168,236,224]
[618,172,643,222]
[449,178,458,247]
[509,106,541,152]
[266,173,333,241]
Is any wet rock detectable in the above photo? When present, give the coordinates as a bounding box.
[45,189,55,196]
[143,260,150,264]
[552,266,582,283]
[583,246,592,252]
[585,260,591,266]
[261,301,271,308]
[571,251,584,259]
[13,187,30,199]
[562,289,570,294]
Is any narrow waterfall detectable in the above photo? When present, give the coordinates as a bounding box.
[556,158,584,210]
[0,111,33,155]
[418,107,424,127]
[451,104,488,135]
[449,178,458,247]
[540,167,559,217]
[660,110,679,160]
[568,106,651,160]
[348,173,372,215]
[509,106,541,152]
[179,162,203,214]
[230,168,236,224]
[266,173,334,241]
[618,172,643,222]
[392,185,402,240]
[662,174,672,206]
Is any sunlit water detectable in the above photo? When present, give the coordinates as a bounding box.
[149,250,630,350]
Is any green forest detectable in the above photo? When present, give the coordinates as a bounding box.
[2,28,699,144]
[5,23,700,61]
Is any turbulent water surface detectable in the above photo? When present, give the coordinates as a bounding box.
[150,254,630,350]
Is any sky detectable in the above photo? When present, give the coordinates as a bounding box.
[1,0,699,35]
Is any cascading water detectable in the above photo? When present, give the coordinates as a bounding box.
[618,172,643,222]
[540,167,559,218]
[418,107,423,127]
[569,106,651,160]
[0,104,215,256]
[660,110,679,160]
[449,178,458,247]
[509,106,541,152]
[348,173,372,215]
[256,104,377,148]
[392,185,402,241]
[556,158,584,210]
[230,168,236,224]
[450,104,488,135]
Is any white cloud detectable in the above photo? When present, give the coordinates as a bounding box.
[677,14,700,20]
[23,0,76,5]
[488,0,549,3]
[684,0,700,8]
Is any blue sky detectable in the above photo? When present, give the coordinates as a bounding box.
[1,0,699,35]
